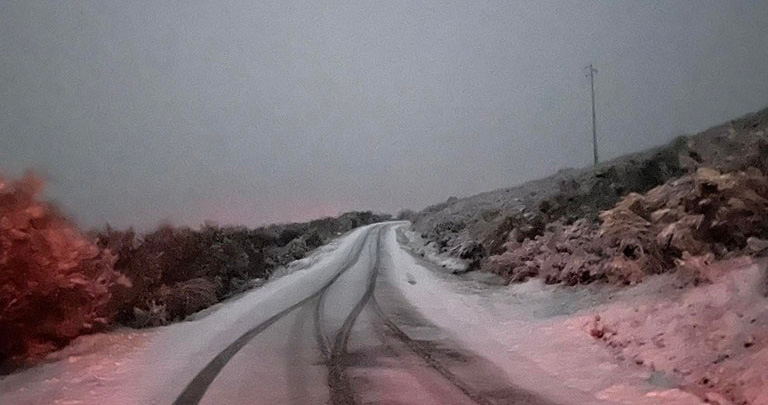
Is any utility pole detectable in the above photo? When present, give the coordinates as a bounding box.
[587,64,599,165]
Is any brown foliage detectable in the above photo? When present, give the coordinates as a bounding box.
[0,174,126,367]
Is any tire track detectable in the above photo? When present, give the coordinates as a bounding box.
[313,227,383,360]
[323,227,382,405]
[368,226,493,405]
[368,295,494,405]
[172,227,377,405]
[369,226,554,405]
[313,287,331,359]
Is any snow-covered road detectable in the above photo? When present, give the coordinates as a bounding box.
[173,223,553,404]
[0,222,705,405]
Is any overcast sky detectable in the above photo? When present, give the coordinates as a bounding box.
[2,1,767,230]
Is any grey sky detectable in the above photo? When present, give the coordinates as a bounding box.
[2,1,767,230]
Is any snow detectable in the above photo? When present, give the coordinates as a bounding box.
[0,225,375,405]
[390,225,705,405]
[588,258,768,405]
[395,229,468,272]
[4,222,744,404]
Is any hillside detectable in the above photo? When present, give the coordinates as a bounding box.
[407,107,768,404]
[411,107,768,275]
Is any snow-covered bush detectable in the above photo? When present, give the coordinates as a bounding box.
[0,174,126,368]
[94,211,390,327]
[395,209,416,221]
[94,224,271,326]
[155,278,218,321]
[486,167,768,285]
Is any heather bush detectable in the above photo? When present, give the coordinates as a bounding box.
[0,174,126,368]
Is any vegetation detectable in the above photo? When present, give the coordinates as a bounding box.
[0,173,389,370]
[411,107,768,285]
[94,210,389,328]
[486,167,768,285]
[0,174,126,368]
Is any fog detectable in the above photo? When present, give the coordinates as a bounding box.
[1,1,767,230]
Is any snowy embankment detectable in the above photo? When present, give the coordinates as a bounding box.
[0,225,374,405]
[394,226,705,405]
[590,258,768,405]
